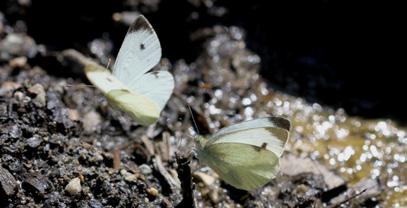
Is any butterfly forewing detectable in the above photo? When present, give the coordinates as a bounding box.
[85,64,129,94]
[212,117,290,139]
[112,15,162,87]
[209,127,288,157]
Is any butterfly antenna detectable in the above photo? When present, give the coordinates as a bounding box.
[187,104,200,135]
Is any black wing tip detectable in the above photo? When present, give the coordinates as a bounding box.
[269,116,291,131]
[128,15,154,34]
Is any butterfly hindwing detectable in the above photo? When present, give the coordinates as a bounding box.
[126,70,174,112]
[85,64,127,94]
[198,142,280,191]
[106,89,160,125]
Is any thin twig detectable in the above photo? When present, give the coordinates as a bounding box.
[329,189,367,208]
[112,148,121,170]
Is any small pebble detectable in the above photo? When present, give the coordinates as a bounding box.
[193,172,216,186]
[93,152,104,162]
[0,33,37,60]
[9,56,27,68]
[28,84,46,107]
[139,164,152,175]
[26,136,42,148]
[82,111,101,133]
[124,174,138,183]
[146,187,159,197]
[65,177,81,195]
[119,169,127,176]
[121,169,138,183]
[9,125,22,139]
[68,109,80,121]
[14,91,30,103]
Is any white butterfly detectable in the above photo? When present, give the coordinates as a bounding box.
[85,15,174,125]
[195,117,290,191]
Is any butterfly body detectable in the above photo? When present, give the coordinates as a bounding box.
[195,117,290,191]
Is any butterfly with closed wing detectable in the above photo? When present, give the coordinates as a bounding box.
[195,117,290,191]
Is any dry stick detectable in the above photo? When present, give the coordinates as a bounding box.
[112,149,121,170]
[153,155,180,190]
[328,188,367,208]
[64,83,97,88]
[60,49,97,74]
[175,153,196,208]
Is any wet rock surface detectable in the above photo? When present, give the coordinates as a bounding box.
[1,1,406,207]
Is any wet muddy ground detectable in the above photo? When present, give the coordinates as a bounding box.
[1,1,406,207]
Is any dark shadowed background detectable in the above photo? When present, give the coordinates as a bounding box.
[1,0,404,122]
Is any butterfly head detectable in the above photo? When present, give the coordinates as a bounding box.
[195,135,208,150]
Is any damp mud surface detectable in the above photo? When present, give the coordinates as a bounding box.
[1,1,406,207]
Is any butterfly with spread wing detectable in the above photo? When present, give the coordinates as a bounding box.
[85,15,174,125]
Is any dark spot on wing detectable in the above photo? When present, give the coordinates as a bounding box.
[128,15,153,34]
[261,142,267,149]
[140,43,145,50]
[269,117,291,131]
[106,77,113,82]
[254,142,268,152]
[151,71,159,78]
